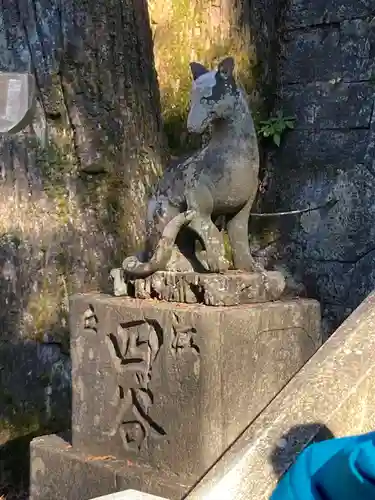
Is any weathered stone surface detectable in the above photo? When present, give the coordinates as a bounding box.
[0,341,71,439]
[285,0,372,28]
[271,128,369,174]
[341,19,375,81]
[186,291,375,500]
[111,269,286,305]
[0,341,71,494]
[30,434,184,500]
[365,116,375,191]
[281,27,342,84]
[261,0,375,338]
[69,293,321,480]
[280,82,374,129]
[260,124,375,334]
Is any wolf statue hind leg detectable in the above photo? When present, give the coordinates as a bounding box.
[186,185,229,273]
[226,196,264,272]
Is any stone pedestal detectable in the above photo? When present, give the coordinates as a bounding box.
[110,269,286,305]
[30,290,321,499]
[30,434,186,500]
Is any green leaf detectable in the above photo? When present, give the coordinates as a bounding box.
[285,121,295,129]
[274,123,283,133]
[273,134,281,147]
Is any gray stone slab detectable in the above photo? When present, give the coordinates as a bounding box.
[0,340,71,433]
[341,19,375,81]
[30,434,185,500]
[69,293,321,480]
[110,269,286,305]
[30,435,117,500]
[284,0,372,28]
[281,82,374,129]
[281,27,342,84]
[275,128,369,172]
[365,122,375,183]
[260,126,375,335]
[186,291,375,500]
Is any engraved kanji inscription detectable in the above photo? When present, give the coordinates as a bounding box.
[106,319,166,452]
[171,313,200,357]
[83,305,98,333]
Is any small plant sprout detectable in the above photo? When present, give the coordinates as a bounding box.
[258,111,296,147]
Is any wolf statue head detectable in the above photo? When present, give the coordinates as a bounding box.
[187,57,239,134]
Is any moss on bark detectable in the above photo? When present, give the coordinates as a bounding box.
[149,0,260,154]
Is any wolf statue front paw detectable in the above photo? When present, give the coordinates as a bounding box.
[205,252,230,274]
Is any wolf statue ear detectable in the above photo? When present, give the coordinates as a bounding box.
[190,62,209,81]
[218,57,235,79]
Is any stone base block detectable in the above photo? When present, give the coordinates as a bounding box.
[186,291,375,500]
[70,293,321,481]
[110,269,286,305]
[30,434,188,500]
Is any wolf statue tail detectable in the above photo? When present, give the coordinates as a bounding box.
[122,210,196,279]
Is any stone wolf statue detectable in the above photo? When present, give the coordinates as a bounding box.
[123,57,262,278]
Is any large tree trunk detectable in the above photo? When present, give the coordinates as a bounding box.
[0,1,166,472]
[0,0,166,344]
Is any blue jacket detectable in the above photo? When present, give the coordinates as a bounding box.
[270,431,375,499]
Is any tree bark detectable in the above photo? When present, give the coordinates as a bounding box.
[0,0,166,342]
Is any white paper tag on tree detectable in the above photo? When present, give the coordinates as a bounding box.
[0,72,35,133]
[4,78,22,121]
